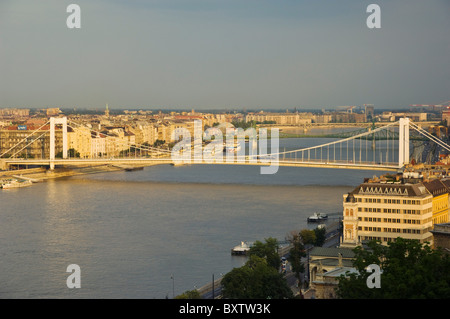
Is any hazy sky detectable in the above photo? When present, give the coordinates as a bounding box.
[0,0,449,110]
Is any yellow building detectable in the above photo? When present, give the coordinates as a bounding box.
[341,182,436,248]
[128,123,157,146]
[104,128,130,157]
[433,179,450,225]
[67,126,92,158]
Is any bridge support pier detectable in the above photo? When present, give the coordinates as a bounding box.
[398,117,410,167]
[49,117,68,170]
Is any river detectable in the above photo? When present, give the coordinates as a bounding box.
[0,133,395,298]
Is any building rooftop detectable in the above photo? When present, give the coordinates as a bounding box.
[422,179,449,196]
[309,247,355,259]
[309,257,354,268]
[430,223,450,235]
[349,182,431,197]
[320,267,359,278]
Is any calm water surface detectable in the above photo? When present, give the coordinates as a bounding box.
[0,137,389,298]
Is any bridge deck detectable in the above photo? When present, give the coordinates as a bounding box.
[3,158,400,171]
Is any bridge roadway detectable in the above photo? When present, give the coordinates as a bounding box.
[3,157,400,171]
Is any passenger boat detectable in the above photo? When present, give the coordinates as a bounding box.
[307,212,328,222]
[231,241,253,255]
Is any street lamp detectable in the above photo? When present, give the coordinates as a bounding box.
[170,274,175,298]
[212,273,224,299]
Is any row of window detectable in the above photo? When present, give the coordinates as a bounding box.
[359,217,433,224]
[357,207,432,214]
[433,200,448,212]
[360,235,433,243]
[357,198,430,205]
[359,226,432,234]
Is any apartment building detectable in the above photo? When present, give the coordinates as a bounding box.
[245,112,313,125]
[341,182,437,248]
[128,123,158,146]
[0,108,30,117]
[67,126,92,158]
[0,125,63,159]
[91,133,107,158]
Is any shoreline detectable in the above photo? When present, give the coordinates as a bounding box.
[0,165,128,182]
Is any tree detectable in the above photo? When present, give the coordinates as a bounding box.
[153,139,165,147]
[299,229,316,246]
[56,148,80,158]
[313,227,326,247]
[231,120,256,130]
[175,289,202,299]
[336,238,450,299]
[221,255,293,299]
[249,237,280,270]
[287,232,306,284]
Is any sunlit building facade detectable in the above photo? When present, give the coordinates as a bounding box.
[341,182,437,248]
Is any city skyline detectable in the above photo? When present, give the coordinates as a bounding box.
[1,0,449,110]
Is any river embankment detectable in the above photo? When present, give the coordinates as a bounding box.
[0,165,126,182]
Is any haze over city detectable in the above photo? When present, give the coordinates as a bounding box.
[1,0,449,110]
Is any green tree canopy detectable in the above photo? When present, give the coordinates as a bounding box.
[248,237,280,270]
[336,238,450,299]
[221,255,293,299]
[313,227,326,247]
[287,232,306,282]
[175,289,202,299]
[56,148,80,158]
[299,229,316,246]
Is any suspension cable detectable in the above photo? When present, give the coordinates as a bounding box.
[0,120,50,157]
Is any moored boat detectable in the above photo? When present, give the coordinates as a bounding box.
[1,179,33,189]
[231,241,253,255]
[307,212,328,222]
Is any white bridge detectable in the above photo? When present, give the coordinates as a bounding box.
[1,117,449,172]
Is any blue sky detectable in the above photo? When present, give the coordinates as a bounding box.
[0,0,449,110]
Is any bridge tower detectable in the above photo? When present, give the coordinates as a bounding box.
[50,117,68,169]
[398,117,410,167]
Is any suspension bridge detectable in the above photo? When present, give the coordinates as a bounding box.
[1,117,449,172]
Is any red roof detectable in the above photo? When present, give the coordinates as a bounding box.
[5,125,53,130]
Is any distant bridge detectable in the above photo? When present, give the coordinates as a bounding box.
[258,121,440,129]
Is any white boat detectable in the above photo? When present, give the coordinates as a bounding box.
[1,179,33,189]
[307,212,328,222]
[231,241,253,255]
